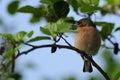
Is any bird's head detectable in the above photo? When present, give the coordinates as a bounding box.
[77,18,96,28]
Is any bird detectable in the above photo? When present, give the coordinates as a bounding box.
[74,18,101,72]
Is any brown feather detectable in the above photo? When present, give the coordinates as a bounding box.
[74,23,101,72]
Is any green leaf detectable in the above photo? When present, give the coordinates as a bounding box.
[80,5,99,13]
[40,23,58,38]
[115,27,120,32]
[40,0,63,4]
[40,0,67,22]
[89,0,99,5]
[40,27,51,35]
[40,0,53,4]
[27,31,34,38]
[44,5,58,22]
[30,14,40,23]
[7,1,19,14]
[96,22,114,41]
[63,17,75,23]
[77,0,99,6]
[67,0,79,13]
[77,0,100,13]
[44,23,58,38]
[0,33,15,42]
[40,19,73,37]
[3,49,15,60]
[114,0,120,5]
[102,49,117,77]
[2,46,19,60]
[40,0,68,22]
[53,1,69,18]
[40,19,73,39]
[27,36,51,43]
[112,68,120,80]
[55,19,72,33]
[15,31,27,42]
[7,78,15,80]
[17,6,37,13]
[107,0,120,5]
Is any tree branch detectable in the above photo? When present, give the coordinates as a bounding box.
[16,44,110,80]
[107,37,120,54]
[60,36,72,47]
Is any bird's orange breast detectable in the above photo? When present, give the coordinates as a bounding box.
[74,26,101,55]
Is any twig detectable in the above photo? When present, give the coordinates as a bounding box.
[60,36,72,47]
[16,44,110,80]
[107,37,120,52]
[107,37,114,44]
[24,43,35,47]
[55,37,61,43]
[101,44,113,49]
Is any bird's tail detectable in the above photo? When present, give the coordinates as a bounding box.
[83,60,93,72]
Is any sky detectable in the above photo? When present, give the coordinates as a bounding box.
[0,0,120,80]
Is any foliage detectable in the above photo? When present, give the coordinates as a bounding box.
[0,0,120,80]
[95,22,114,41]
[40,19,73,39]
[7,1,19,14]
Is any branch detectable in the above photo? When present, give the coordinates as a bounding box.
[60,36,72,47]
[107,37,120,54]
[16,44,110,80]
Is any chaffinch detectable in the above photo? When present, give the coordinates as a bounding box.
[74,18,101,72]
